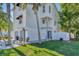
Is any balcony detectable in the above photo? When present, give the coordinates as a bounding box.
[41,16,52,20]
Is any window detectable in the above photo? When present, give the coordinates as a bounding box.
[42,20,45,24]
[16,3,20,7]
[16,3,21,11]
[19,15,22,24]
[54,20,56,26]
[49,5,51,13]
[43,5,45,13]
[16,15,23,24]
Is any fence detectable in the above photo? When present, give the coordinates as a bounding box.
[52,32,70,41]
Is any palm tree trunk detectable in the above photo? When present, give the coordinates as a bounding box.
[23,28,25,45]
[46,20,49,40]
[35,11,41,43]
[6,3,11,45]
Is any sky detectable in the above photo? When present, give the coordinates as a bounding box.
[2,4,14,22]
[2,3,61,22]
[55,3,61,11]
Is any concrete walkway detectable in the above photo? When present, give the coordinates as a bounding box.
[0,40,38,50]
[0,40,20,50]
[0,39,46,50]
[0,44,20,50]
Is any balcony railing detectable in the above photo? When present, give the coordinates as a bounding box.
[41,27,52,29]
[41,16,52,20]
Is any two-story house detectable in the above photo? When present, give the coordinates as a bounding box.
[13,3,60,43]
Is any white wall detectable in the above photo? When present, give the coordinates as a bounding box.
[38,4,59,40]
[26,4,38,41]
[52,32,70,41]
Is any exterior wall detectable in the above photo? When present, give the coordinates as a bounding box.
[52,5,60,32]
[38,4,60,40]
[13,3,60,42]
[38,4,54,40]
[13,6,28,41]
[26,4,38,41]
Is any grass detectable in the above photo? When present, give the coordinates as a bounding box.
[0,40,79,56]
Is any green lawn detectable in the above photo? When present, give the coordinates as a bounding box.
[0,40,79,56]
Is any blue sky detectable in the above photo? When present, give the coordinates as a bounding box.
[2,4,13,22]
[55,3,61,11]
[2,3,61,21]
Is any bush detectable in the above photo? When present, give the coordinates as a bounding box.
[0,36,12,40]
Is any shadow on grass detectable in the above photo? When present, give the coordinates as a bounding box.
[0,50,17,56]
[13,48,26,56]
[0,48,26,56]
[30,41,65,56]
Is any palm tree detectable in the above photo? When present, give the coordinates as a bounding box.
[0,4,8,34]
[32,3,41,43]
[6,3,11,45]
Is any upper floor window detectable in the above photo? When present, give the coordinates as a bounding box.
[16,3,21,11]
[54,20,56,26]
[43,5,45,13]
[49,5,51,13]
[16,15,23,24]
[16,3,20,7]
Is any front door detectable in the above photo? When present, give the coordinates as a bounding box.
[20,29,25,41]
[47,31,52,39]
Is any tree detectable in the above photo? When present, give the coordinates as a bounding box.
[6,3,11,45]
[0,4,8,31]
[32,3,41,43]
[0,4,8,34]
[0,4,9,45]
[60,3,79,38]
